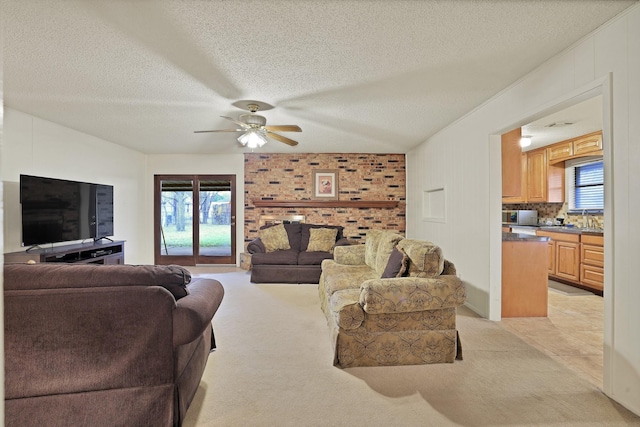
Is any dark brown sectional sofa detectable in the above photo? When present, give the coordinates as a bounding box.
[4,263,224,427]
[247,223,350,283]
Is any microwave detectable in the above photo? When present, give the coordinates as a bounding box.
[502,210,538,226]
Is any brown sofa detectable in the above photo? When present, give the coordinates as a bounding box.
[247,223,350,283]
[4,263,224,427]
[319,230,466,368]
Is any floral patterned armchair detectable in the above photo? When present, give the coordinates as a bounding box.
[318,230,466,368]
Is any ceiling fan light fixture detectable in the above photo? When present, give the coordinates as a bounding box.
[238,130,267,149]
[240,113,267,127]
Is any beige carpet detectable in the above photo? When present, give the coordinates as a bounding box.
[183,269,640,426]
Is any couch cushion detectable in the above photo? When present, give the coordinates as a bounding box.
[300,224,343,251]
[381,247,409,278]
[298,251,334,265]
[321,261,379,295]
[3,263,191,300]
[259,223,291,252]
[306,227,338,252]
[364,230,383,269]
[250,249,299,266]
[396,239,444,277]
[282,223,303,251]
[364,230,404,274]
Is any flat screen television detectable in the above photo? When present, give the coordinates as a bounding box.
[20,174,114,247]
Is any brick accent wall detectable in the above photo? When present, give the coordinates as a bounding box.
[244,153,406,247]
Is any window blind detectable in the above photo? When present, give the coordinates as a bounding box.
[567,159,603,210]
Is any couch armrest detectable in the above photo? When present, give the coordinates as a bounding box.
[333,244,366,265]
[359,275,466,314]
[173,278,224,347]
[247,238,265,254]
[329,288,365,330]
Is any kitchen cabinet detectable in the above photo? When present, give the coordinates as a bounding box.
[581,234,604,291]
[537,229,604,293]
[537,230,580,282]
[501,128,526,203]
[526,148,564,203]
[546,240,556,275]
[555,240,581,282]
[503,130,605,204]
[526,148,546,202]
[573,132,603,156]
[547,131,603,164]
[502,237,548,317]
[547,141,573,163]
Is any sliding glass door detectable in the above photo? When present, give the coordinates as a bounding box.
[154,175,236,265]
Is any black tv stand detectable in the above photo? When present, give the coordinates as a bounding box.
[4,240,125,265]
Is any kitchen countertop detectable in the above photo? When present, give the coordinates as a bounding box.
[502,232,550,242]
[504,225,604,236]
[537,226,604,236]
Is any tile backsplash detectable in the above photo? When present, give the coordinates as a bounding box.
[503,202,604,228]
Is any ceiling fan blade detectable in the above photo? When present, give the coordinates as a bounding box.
[266,131,299,146]
[264,125,302,132]
[221,116,250,129]
[194,129,243,133]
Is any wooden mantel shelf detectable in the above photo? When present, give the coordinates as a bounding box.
[251,199,399,208]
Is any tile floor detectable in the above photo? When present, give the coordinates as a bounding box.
[500,280,604,388]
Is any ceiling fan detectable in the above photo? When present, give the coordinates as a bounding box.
[195,101,301,148]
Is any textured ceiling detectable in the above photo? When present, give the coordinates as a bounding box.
[522,95,603,151]
[3,1,636,154]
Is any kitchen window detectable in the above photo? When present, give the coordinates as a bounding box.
[567,158,603,212]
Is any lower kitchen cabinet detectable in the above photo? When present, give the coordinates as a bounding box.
[536,229,602,293]
[546,240,555,275]
[581,234,604,291]
[555,241,580,282]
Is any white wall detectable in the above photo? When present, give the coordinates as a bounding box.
[1,108,148,264]
[145,154,245,265]
[1,108,247,267]
[0,1,5,413]
[406,4,640,415]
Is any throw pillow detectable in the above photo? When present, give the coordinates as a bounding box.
[306,227,338,252]
[260,223,291,252]
[396,239,444,278]
[381,247,409,278]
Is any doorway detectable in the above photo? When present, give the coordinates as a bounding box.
[154,174,236,265]
[490,77,614,394]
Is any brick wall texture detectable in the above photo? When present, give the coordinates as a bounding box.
[244,153,406,247]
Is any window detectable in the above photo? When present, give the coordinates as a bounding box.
[567,159,603,212]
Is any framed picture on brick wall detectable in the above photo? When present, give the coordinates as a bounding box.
[312,169,338,200]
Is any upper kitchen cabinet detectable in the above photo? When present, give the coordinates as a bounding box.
[573,132,603,156]
[526,147,564,203]
[502,128,564,204]
[548,131,603,164]
[502,128,527,203]
[547,140,573,163]
[526,148,546,202]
